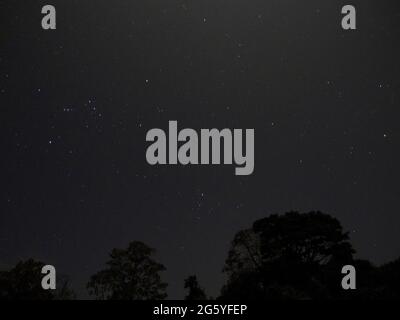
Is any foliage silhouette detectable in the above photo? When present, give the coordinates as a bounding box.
[184,275,207,300]
[377,258,400,298]
[220,211,357,299]
[1,212,400,300]
[87,241,167,300]
[0,259,75,300]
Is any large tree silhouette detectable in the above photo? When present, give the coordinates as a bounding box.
[221,211,356,299]
[87,241,167,300]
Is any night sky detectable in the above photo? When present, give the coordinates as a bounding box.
[1,0,400,298]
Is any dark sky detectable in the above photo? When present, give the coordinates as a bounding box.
[1,0,400,298]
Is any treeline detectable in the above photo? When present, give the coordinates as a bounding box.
[1,211,399,300]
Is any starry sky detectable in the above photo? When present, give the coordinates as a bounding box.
[1,0,400,298]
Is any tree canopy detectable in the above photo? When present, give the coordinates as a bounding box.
[0,259,74,300]
[87,241,167,300]
[221,211,356,299]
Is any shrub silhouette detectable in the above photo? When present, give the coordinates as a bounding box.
[184,275,207,300]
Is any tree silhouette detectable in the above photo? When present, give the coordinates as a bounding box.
[221,211,356,299]
[0,259,75,300]
[377,258,400,298]
[1,213,399,300]
[184,275,207,300]
[87,241,167,300]
[55,274,76,300]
